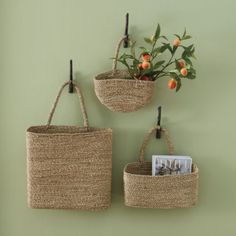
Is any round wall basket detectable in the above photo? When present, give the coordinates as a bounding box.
[94,37,155,113]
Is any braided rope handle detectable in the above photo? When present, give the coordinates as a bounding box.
[112,37,126,72]
[46,81,89,128]
[112,36,135,73]
[139,126,175,163]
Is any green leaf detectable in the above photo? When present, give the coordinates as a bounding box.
[183,46,196,59]
[132,59,140,74]
[153,60,165,69]
[139,46,147,51]
[182,28,187,38]
[182,35,192,40]
[169,71,178,79]
[141,50,151,55]
[185,64,191,69]
[189,67,196,74]
[181,44,195,58]
[152,47,163,57]
[186,72,196,79]
[130,41,136,57]
[184,57,193,66]
[150,70,161,76]
[120,53,139,62]
[182,50,187,59]
[188,44,194,50]
[116,59,133,77]
[159,35,168,40]
[169,69,179,74]
[116,59,129,68]
[176,79,182,92]
[161,43,172,53]
[191,53,197,59]
[144,37,153,44]
[174,34,181,39]
[172,45,178,54]
[181,44,194,51]
[155,24,161,39]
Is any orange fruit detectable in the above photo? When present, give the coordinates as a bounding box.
[168,79,177,89]
[178,60,185,68]
[180,68,188,76]
[142,53,151,61]
[141,75,150,81]
[138,63,143,69]
[173,38,181,47]
[142,61,151,69]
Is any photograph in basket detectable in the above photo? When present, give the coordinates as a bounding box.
[152,155,192,176]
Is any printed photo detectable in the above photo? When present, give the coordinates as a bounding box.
[152,155,192,176]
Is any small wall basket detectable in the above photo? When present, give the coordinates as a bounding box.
[26,81,112,210]
[94,37,155,112]
[123,126,199,209]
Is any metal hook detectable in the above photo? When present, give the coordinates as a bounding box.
[123,13,129,48]
[156,106,162,139]
[69,59,74,93]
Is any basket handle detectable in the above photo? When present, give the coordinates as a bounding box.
[139,126,175,163]
[112,37,135,73]
[46,81,89,128]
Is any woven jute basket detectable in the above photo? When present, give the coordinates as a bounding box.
[124,126,199,209]
[94,37,155,112]
[26,81,112,210]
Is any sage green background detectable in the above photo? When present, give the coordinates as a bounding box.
[1,0,236,235]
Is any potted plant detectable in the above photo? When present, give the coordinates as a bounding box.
[94,24,196,112]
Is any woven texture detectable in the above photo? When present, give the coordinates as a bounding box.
[26,82,112,210]
[123,126,199,209]
[94,37,155,112]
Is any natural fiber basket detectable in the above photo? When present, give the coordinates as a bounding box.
[124,126,199,209]
[94,37,155,112]
[26,82,112,210]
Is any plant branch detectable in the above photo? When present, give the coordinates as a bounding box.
[151,39,158,55]
[154,50,178,79]
[155,73,169,79]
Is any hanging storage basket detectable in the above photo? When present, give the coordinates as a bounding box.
[94,37,155,112]
[26,82,112,210]
[124,126,199,209]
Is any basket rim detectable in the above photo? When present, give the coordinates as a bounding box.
[27,125,112,136]
[123,161,199,179]
[124,202,197,209]
[94,77,155,84]
[28,204,111,211]
[94,70,155,84]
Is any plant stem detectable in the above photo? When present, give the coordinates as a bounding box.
[156,73,169,79]
[151,39,158,54]
[154,50,178,80]
[168,57,183,67]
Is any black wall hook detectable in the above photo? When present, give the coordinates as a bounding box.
[69,59,74,93]
[123,13,129,48]
[156,106,162,139]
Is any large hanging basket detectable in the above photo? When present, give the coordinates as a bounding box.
[94,37,155,112]
[123,126,199,209]
[26,82,112,210]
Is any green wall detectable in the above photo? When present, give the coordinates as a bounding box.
[1,0,236,235]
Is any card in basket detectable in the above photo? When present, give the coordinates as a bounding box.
[152,155,192,176]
